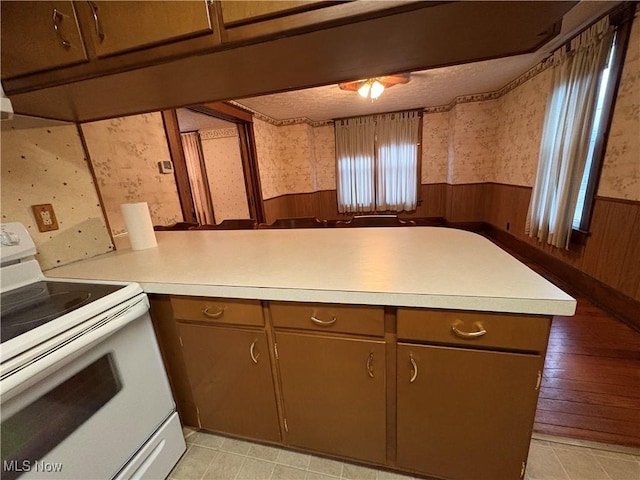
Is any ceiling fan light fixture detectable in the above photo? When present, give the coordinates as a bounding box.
[370,80,385,99]
[357,81,371,99]
[339,73,410,101]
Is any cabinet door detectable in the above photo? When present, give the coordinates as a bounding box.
[179,323,281,442]
[1,1,88,78]
[276,332,386,464]
[78,1,213,58]
[397,344,542,480]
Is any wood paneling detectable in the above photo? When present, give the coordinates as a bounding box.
[444,183,489,223]
[484,183,640,303]
[262,184,448,224]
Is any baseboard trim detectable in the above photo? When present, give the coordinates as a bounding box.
[448,221,640,332]
[492,226,640,332]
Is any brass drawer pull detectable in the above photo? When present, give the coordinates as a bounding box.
[310,315,337,326]
[366,352,375,378]
[52,9,71,48]
[202,306,224,319]
[451,321,487,339]
[409,354,418,383]
[250,339,260,364]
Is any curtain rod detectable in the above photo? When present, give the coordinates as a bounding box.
[333,108,423,123]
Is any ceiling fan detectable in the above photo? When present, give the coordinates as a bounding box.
[338,73,411,100]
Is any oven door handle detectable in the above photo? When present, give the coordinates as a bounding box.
[0,295,149,401]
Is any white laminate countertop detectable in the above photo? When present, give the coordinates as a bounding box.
[45,227,576,316]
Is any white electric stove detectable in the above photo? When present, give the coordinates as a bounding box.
[0,223,185,480]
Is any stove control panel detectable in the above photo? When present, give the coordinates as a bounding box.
[0,223,37,265]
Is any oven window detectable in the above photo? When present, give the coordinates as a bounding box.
[1,353,122,479]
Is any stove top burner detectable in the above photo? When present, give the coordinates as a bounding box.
[1,281,124,343]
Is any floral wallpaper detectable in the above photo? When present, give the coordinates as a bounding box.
[311,124,336,192]
[0,124,113,270]
[421,111,449,184]
[81,112,183,235]
[448,100,500,184]
[253,118,282,199]
[200,127,251,221]
[253,118,335,199]
[599,14,640,201]
[495,68,552,187]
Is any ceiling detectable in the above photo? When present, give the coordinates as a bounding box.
[228,1,618,124]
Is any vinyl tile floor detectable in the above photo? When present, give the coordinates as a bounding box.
[170,429,640,480]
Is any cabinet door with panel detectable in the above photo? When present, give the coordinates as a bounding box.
[1,1,88,79]
[396,343,543,480]
[76,0,214,58]
[275,331,386,464]
[178,323,281,442]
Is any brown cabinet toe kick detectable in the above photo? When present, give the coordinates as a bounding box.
[150,295,551,480]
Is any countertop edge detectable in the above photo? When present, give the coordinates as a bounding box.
[139,281,577,316]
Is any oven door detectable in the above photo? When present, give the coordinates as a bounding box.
[0,296,176,480]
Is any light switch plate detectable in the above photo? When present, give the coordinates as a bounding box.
[32,204,59,232]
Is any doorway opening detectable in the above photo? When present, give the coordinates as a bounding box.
[162,102,265,226]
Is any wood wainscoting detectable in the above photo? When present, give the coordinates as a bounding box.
[262,184,448,224]
[483,183,640,311]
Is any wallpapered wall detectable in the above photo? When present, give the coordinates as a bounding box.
[81,112,183,235]
[599,15,639,201]
[1,124,113,270]
[200,127,250,221]
[253,12,639,203]
[253,119,335,200]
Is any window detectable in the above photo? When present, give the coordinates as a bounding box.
[335,111,421,214]
[525,7,632,249]
[572,39,615,230]
[571,7,633,235]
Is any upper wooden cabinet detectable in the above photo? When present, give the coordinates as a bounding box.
[3,1,577,122]
[1,1,89,78]
[219,1,327,26]
[75,1,213,58]
[0,0,214,81]
[218,0,428,44]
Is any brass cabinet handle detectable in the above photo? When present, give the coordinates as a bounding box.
[52,9,71,48]
[202,306,224,319]
[87,1,105,42]
[451,321,487,339]
[310,315,337,326]
[250,339,260,364]
[409,354,418,383]
[366,352,374,378]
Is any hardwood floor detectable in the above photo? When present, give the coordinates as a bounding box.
[534,293,640,448]
[489,237,640,448]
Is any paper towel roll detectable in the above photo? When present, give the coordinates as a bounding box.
[120,202,157,250]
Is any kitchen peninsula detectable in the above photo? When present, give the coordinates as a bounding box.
[46,227,575,480]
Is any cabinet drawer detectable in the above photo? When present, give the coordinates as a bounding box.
[270,302,384,337]
[397,309,550,352]
[171,296,264,326]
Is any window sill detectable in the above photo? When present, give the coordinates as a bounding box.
[570,228,590,246]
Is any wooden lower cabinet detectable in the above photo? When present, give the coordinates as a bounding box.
[178,323,281,442]
[396,343,543,480]
[275,331,387,464]
[154,296,552,480]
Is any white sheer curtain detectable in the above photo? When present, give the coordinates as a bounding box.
[376,111,420,211]
[335,116,376,213]
[526,17,613,249]
[180,132,215,225]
